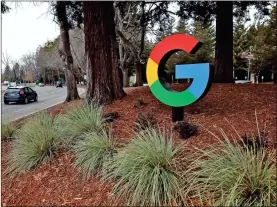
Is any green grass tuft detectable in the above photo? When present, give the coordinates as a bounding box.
[186,126,276,206]
[74,127,117,181]
[56,103,105,146]
[106,127,183,206]
[6,113,61,176]
[1,122,17,141]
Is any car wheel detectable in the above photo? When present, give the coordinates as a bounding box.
[4,101,9,105]
[34,95,38,102]
[24,97,29,104]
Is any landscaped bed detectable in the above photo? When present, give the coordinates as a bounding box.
[1,83,276,206]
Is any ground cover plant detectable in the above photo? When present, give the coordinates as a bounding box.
[74,127,117,181]
[185,125,276,206]
[1,122,17,141]
[105,127,184,206]
[56,103,105,147]
[6,113,61,176]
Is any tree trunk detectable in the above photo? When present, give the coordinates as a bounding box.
[214,2,234,83]
[57,2,80,102]
[135,61,143,86]
[83,1,126,105]
[123,70,129,87]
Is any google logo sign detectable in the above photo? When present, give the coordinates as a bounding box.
[146,34,213,107]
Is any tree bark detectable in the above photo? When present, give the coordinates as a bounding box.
[135,60,143,86]
[83,1,126,105]
[214,2,234,83]
[58,2,80,102]
[123,70,129,87]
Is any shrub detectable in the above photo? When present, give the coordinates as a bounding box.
[6,113,61,176]
[1,122,17,141]
[56,103,105,145]
[187,127,276,206]
[106,127,183,206]
[134,112,157,132]
[173,120,198,139]
[74,128,117,180]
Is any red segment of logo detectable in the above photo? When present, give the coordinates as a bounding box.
[149,34,200,65]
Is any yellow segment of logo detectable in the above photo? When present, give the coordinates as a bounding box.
[146,58,158,87]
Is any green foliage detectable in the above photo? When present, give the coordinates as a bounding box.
[1,123,17,141]
[74,128,117,180]
[6,113,61,176]
[106,128,183,206]
[187,128,276,206]
[165,19,215,74]
[233,17,252,72]
[134,112,157,132]
[56,104,105,146]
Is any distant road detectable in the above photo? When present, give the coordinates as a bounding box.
[1,86,85,123]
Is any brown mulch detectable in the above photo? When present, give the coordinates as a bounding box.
[2,83,276,206]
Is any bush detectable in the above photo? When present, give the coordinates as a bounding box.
[173,120,198,139]
[134,112,157,132]
[1,123,17,141]
[241,131,269,151]
[6,113,61,176]
[74,128,117,180]
[56,103,105,145]
[106,128,183,206]
[187,128,276,206]
[103,112,119,123]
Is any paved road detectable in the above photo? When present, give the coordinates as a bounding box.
[1,86,85,123]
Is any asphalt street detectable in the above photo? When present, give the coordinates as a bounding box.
[1,86,85,123]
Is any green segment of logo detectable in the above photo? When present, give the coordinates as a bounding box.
[150,80,197,107]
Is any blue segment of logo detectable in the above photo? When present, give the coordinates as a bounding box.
[175,63,210,98]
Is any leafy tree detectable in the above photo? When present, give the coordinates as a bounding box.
[165,18,215,77]
[233,17,250,72]
[12,62,20,81]
[3,65,12,81]
[177,1,270,83]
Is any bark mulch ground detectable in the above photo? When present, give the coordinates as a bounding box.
[2,83,276,206]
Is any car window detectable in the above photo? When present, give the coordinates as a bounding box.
[24,87,30,92]
[27,87,34,92]
[6,88,20,93]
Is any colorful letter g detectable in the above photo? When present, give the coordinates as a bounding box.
[146,34,213,107]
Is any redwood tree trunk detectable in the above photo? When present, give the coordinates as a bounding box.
[214,2,234,83]
[58,2,80,102]
[83,1,126,105]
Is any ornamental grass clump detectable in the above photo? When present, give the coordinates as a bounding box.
[187,126,276,206]
[6,113,61,176]
[106,127,183,206]
[56,103,105,145]
[1,122,17,141]
[74,127,117,180]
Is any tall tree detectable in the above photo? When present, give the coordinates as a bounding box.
[83,1,126,105]
[1,1,10,14]
[53,2,80,102]
[177,1,270,83]
[12,62,20,81]
[3,65,12,81]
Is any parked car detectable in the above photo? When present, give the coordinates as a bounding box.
[3,86,38,105]
[56,81,63,88]
[38,83,44,87]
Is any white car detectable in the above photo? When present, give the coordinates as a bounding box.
[38,83,45,87]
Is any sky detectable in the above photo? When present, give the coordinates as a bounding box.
[2,2,59,70]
